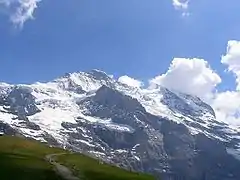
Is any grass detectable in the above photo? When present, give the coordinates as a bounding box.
[57,153,155,180]
[0,136,64,180]
[0,136,155,180]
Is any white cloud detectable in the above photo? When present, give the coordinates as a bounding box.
[212,91,240,126]
[172,0,189,10]
[221,40,240,90]
[149,58,221,100]
[172,0,190,16]
[118,75,143,88]
[147,43,240,127]
[0,0,41,27]
[211,40,240,127]
[147,55,240,127]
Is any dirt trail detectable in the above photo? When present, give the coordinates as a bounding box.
[45,153,79,180]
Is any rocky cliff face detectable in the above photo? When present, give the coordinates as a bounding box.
[1,70,240,180]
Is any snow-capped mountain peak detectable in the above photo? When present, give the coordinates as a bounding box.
[1,70,240,179]
[53,69,115,93]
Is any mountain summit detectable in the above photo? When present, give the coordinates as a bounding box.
[0,70,240,179]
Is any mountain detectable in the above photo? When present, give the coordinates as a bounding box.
[1,69,240,180]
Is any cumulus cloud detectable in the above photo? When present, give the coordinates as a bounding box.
[172,0,189,10]
[118,75,143,88]
[212,91,240,126]
[148,42,240,127]
[172,0,190,16]
[149,58,221,100]
[221,40,240,90]
[0,0,41,27]
[208,40,240,126]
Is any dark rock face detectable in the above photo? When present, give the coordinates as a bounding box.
[0,121,18,135]
[88,70,112,81]
[160,87,215,118]
[177,93,216,118]
[0,86,44,141]
[16,120,41,131]
[79,85,145,118]
[56,78,86,94]
[71,86,240,180]
[3,86,40,119]
[158,120,240,180]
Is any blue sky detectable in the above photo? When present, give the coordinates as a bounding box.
[2,0,240,125]
[0,0,240,91]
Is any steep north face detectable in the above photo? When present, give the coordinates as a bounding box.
[1,70,240,180]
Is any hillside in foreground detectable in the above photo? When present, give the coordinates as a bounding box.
[0,136,154,180]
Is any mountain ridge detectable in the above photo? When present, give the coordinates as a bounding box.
[1,70,240,180]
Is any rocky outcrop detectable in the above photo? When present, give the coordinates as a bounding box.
[4,86,40,119]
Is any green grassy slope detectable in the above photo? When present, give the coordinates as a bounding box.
[0,136,64,180]
[0,136,155,180]
[57,153,154,180]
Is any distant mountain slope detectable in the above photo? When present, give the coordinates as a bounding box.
[1,70,240,179]
[0,136,154,180]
